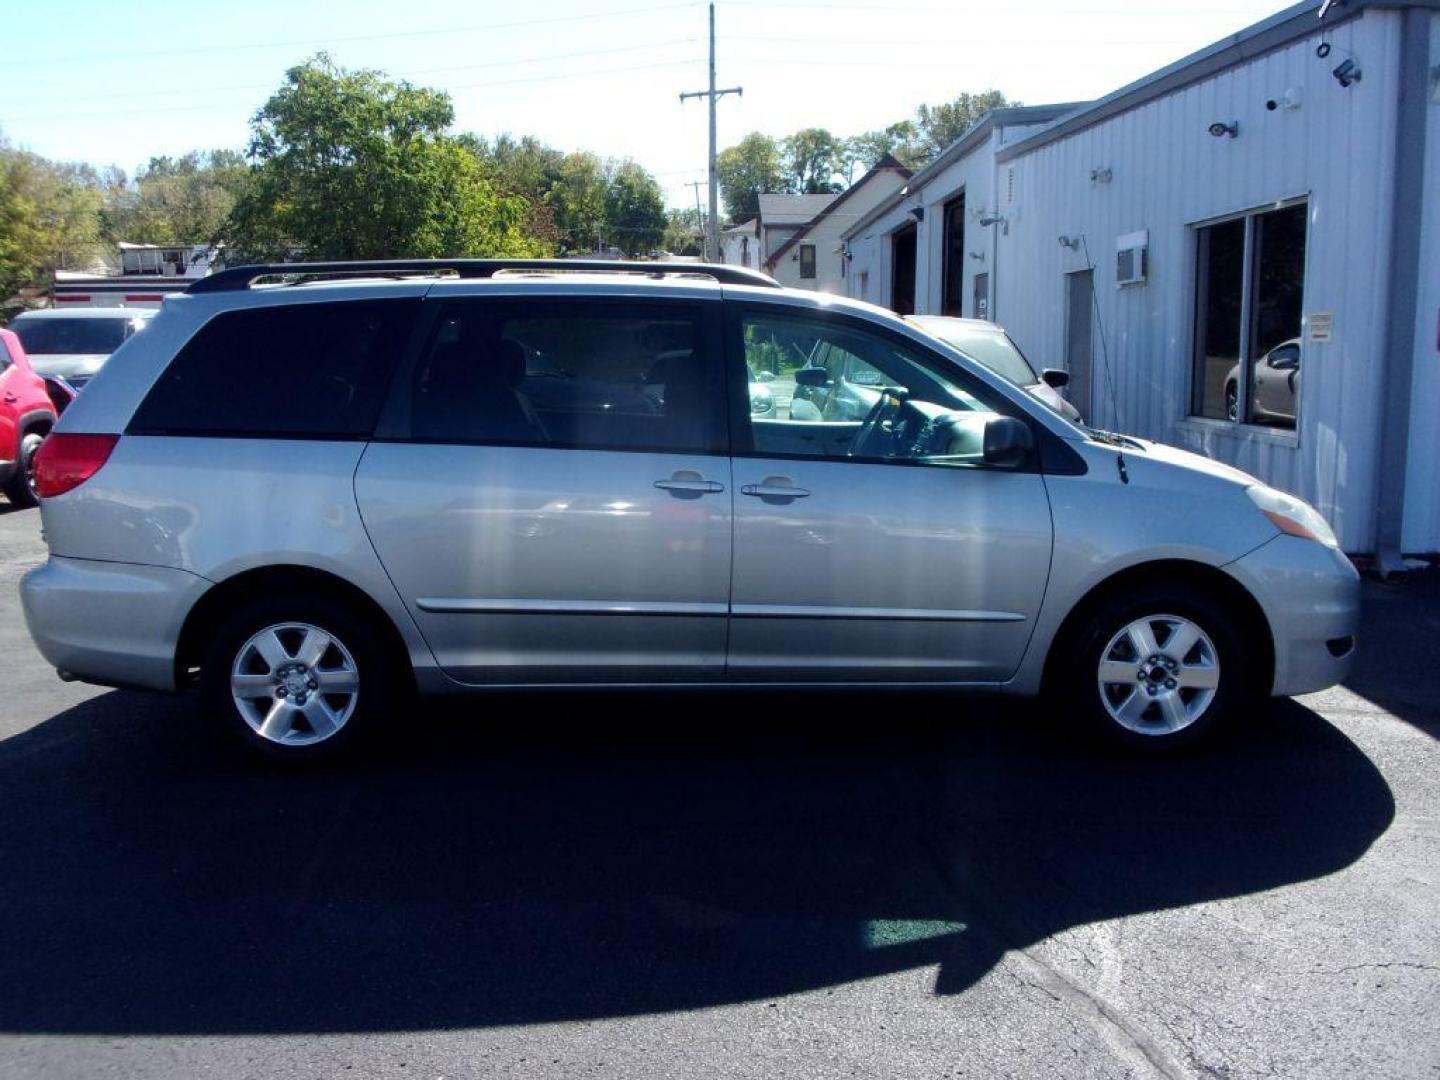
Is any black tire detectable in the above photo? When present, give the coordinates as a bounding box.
[3,432,45,508]
[1057,582,1254,751]
[200,591,400,764]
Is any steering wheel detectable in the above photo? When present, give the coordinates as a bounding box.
[849,390,906,458]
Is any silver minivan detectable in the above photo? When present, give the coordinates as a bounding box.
[21,260,1359,761]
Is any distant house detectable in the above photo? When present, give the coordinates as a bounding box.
[52,242,221,308]
[719,218,759,270]
[118,242,218,278]
[763,155,911,293]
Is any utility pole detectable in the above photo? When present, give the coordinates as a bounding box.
[680,1,740,262]
[686,179,707,253]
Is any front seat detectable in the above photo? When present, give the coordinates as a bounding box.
[415,338,548,443]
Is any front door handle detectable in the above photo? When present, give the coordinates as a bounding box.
[741,477,811,499]
[654,470,725,495]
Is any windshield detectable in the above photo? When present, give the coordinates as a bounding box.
[912,322,1038,387]
[12,317,139,355]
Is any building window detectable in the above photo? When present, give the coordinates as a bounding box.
[798,244,816,279]
[1191,200,1306,430]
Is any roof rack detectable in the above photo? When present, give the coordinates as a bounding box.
[186,258,781,294]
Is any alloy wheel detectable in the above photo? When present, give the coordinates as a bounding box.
[230,622,359,746]
[1097,614,1220,736]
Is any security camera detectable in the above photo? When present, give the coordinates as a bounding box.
[1332,59,1361,87]
[1208,120,1239,138]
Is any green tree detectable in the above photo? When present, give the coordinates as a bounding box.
[662,207,703,256]
[913,90,1015,163]
[104,150,250,245]
[602,160,665,257]
[781,128,843,194]
[550,152,608,253]
[0,135,105,298]
[844,121,923,177]
[224,55,546,261]
[715,131,786,221]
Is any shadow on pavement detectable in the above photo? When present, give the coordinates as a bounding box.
[1344,567,1440,737]
[0,689,1393,1035]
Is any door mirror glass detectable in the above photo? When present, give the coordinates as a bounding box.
[982,416,1034,468]
[794,367,828,388]
[1041,368,1070,389]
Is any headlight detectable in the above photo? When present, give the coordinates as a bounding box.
[1246,485,1339,548]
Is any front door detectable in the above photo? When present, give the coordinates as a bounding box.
[1065,269,1094,422]
[356,294,732,683]
[727,305,1053,682]
[891,225,917,316]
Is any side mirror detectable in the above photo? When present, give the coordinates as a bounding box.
[795,367,829,388]
[983,416,1034,468]
[1041,368,1070,389]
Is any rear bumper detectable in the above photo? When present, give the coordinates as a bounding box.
[1225,535,1361,696]
[20,556,210,692]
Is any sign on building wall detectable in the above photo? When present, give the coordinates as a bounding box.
[1307,311,1334,343]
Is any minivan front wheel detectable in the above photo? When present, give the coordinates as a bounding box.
[201,594,395,762]
[1062,584,1252,749]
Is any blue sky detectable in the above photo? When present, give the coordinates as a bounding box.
[6,0,1293,207]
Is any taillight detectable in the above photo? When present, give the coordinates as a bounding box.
[32,434,119,498]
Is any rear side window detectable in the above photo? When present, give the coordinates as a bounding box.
[409,301,718,452]
[130,300,417,438]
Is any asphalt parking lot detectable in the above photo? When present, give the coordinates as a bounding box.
[0,503,1436,1080]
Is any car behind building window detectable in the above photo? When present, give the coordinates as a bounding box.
[129,299,418,438]
[409,301,715,453]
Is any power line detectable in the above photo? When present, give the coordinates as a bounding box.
[12,39,703,109]
[14,58,708,121]
[6,1,703,68]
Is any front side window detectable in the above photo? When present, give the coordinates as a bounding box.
[798,244,816,280]
[130,299,417,437]
[737,311,1017,467]
[410,301,716,453]
[1191,200,1306,429]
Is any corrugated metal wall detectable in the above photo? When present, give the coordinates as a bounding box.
[1401,12,1440,553]
[995,10,1405,552]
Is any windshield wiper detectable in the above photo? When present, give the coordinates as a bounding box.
[1085,427,1145,450]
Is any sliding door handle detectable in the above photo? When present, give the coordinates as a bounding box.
[741,479,810,499]
[655,470,725,495]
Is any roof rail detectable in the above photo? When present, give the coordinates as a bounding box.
[186,258,781,294]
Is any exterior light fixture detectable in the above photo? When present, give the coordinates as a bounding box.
[1332,59,1361,87]
[908,206,925,222]
[1058,235,1081,250]
[1208,120,1240,138]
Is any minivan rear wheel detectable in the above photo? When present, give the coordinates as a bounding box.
[1061,583,1253,750]
[200,593,396,763]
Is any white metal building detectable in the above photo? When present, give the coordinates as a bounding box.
[843,0,1439,563]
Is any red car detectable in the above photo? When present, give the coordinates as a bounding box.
[0,327,59,507]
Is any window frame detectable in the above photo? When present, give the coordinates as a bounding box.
[798,243,817,280]
[723,300,1042,473]
[1187,195,1308,430]
[374,294,730,457]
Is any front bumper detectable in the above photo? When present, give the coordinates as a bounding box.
[1225,535,1361,696]
[20,556,210,692]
